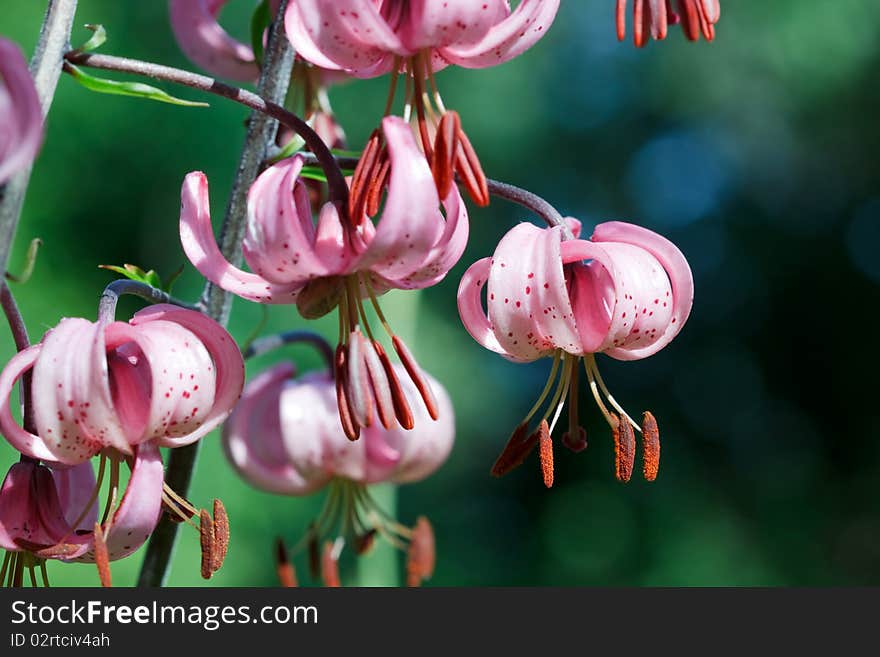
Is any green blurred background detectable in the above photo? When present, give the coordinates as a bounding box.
[1,0,879,586]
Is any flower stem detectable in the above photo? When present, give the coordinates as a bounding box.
[97,279,200,324]
[244,330,334,370]
[0,0,79,279]
[136,1,296,588]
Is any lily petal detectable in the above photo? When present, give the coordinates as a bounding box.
[0,38,43,185]
[0,461,73,551]
[457,256,519,360]
[168,0,258,82]
[591,221,693,360]
[439,0,560,69]
[284,0,403,76]
[71,443,164,563]
[403,0,508,50]
[222,363,326,495]
[52,461,98,533]
[0,345,60,462]
[352,116,443,280]
[129,304,245,448]
[180,171,303,304]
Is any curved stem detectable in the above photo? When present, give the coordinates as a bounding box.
[297,152,570,237]
[97,279,200,324]
[0,283,36,436]
[244,330,334,370]
[0,0,79,280]
[63,53,348,215]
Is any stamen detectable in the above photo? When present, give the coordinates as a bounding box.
[455,127,490,207]
[199,509,215,579]
[346,329,374,429]
[432,111,460,198]
[275,538,298,587]
[27,563,37,588]
[490,423,539,477]
[354,529,377,556]
[392,335,439,421]
[585,358,617,429]
[373,339,414,430]
[363,341,394,429]
[365,156,390,218]
[587,355,641,433]
[546,356,574,434]
[100,457,121,531]
[523,351,563,427]
[406,516,435,587]
[0,551,11,585]
[321,541,341,587]
[212,499,230,571]
[383,57,402,116]
[410,54,435,162]
[334,343,360,441]
[64,455,107,539]
[612,413,636,483]
[39,560,49,587]
[349,129,382,225]
[538,420,554,489]
[641,411,660,482]
[426,61,447,114]
[93,522,112,587]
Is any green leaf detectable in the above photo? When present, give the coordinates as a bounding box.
[250,0,271,69]
[267,134,307,164]
[73,24,107,53]
[100,263,185,294]
[65,64,209,107]
[5,238,43,285]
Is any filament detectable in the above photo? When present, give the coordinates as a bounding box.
[586,355,641,432]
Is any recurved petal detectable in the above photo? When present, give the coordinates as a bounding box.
[457,257,521,361]
[438,0,560,69]
[222,363,326,495]
[591,221,693,359]
[179,171,303,304]
[52,461,98,533]
[352,116,443,280]
[168,0,258,82]
[244,156,334,284]
[402,0,508,50]
[284,0,403,76]
[70,443,164,563]
[31,318,130,462]
[0,345,60,462]
[486,223,580,360]
[0,462,74,552]
[129,304,245,448]
[379,185,469,290]
[0,38,43,185]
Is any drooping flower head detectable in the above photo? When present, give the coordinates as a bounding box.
[0,304,244,465]
[286,0,561,206]
[616,0,720,47]
[223,356,453,586]
[458,219,693,485]
[0,304,242,583]
[0,447,163,587]
[0,38,43,185]
[181,115,467,440]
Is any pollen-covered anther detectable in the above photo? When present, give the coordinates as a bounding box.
[612,413,636,483]
[345,330,374,429]
[212,498,230,571]
[93,522,112,588]
[321,541,341,588]
[349,129,383,225]
[490,423,539,477]
[199,509,215,580]
[454,125,489,207]
[307,525,320,580]
[641,411,660,482]
[406,516,436,588]
[538,420,554,488]
[275,538,298,588]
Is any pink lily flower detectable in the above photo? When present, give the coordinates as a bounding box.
[286,0,560,207]
[181,115,467,439]
[457,219,693,485]
[0,38,43,185]
[168,0,285,81]
[616,0,720,46]
[224,357,453,585]
[0,444,164,586]
[0,304,244,466]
